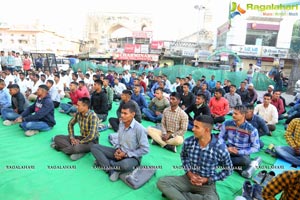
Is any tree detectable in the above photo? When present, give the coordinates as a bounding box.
[287,20,300,94]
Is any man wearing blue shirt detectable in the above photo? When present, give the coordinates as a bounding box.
[91,101,149,182]
[0,79,12,111]
[131,85,148,111]
[157,115,233,199]
[218,105,260,172]
[245,105,271,136]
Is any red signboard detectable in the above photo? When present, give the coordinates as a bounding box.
[132,31,153,38]
[114,53,159,61]
[124,44,142,53]
[151,41,164,50]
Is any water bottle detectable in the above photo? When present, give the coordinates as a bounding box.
[241,156,262,179]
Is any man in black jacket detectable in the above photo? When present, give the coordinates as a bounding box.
[91,79,108,122]
[185,94,211,130]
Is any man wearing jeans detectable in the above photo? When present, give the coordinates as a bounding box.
[52,97,99,161]
[14,85,56,137]
[218,105,260,173]
[274,118,300,167]
[2,84,29,125]
[157,115,233,200]
[91,101,149,181]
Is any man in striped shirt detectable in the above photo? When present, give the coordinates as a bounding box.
[52,97,99,161]
[218,105,260,172]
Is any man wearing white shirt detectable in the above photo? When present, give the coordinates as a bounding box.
[27,73,42,101]
[46,79,61,108]
[14,52,22,71]
[17,72,29,95]
[54,74,65,99]
[4,70,15,86]
[254,93,278,132]
[113,78,127,101]
[123,61,131,70]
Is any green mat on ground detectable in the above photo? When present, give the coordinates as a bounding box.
[0,101,289,200]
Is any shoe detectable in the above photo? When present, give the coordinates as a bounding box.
[151,139,159,146]
[24,130,40,137]
[252,183,263,200]
[261,171,276,187]
[242,180,253,200]
[98,124,108,132]
[70,153,86,161]
[59,109,65,113]
[108,123,112,129]
[109,171,121,182]
[3,120,15,126]
[164,144,177,153]
[50,142,57,149]
[252,170,267,184]
[265,144,276,157]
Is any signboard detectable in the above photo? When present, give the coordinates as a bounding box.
[114,53,159,61]
[231,45,261,57]
[124,44,142,54]
[132,31,153,38]
[151,41,164,49]
[140,44,149,54]
[261,47,288,58]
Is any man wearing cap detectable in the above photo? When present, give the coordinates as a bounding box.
[246,83,258,106]
[257,85,274,104]
[157,115,233,199]
[2,84,29,125]
[14,84,56,136]
[108,89,142,132]
[148,92,188,153]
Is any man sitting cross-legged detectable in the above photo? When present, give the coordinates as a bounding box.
[2,84,29,125]
[148,92,188,153]
[91,101,149,182]
[218,105,260,174]
[157,115,233,200]
[52,97,99,161]
[14,85,56,137]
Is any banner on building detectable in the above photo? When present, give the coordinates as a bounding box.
[151,41,164,49]
[132,31,153,38]
[114,53,159,61]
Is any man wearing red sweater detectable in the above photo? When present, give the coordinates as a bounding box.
[60,82,90,115]
[271,90,285,120]
[209,88,229,124]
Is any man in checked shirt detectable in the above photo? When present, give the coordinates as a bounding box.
[51,97,99,161]
[218,105,260,173]
[157,115,233,200]
[262,170,300,200]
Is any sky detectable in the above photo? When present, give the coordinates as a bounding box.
[0,0,230,40]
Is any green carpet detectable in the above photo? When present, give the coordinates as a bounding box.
[0,102,289,200]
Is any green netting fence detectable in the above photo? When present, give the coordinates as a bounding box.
[89,64,275,91]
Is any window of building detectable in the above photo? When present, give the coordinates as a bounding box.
[11,34,14,37]
[245,29,278,46]
[0,39,2,43]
